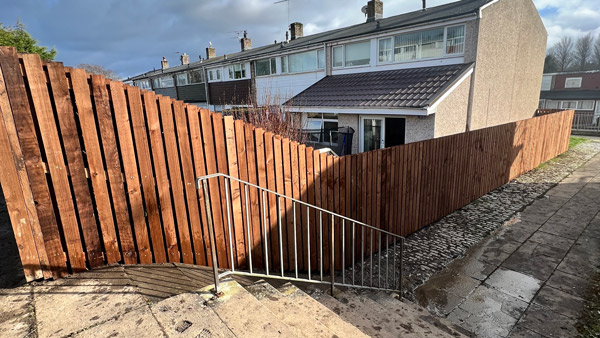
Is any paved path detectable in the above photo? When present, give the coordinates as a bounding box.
[416,153,600,337]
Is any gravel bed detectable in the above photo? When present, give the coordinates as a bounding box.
[343,140,600,299]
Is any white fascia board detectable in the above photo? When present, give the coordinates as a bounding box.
[478,0,500,18]
[287,106,428,116]
[426,67,474,114]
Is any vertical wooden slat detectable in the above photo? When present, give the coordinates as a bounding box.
[187,106,212,266]
[126,86,167,263]
[223,116,246,268]
[233,120,251,265]
[91,75,137,264]
[109,81,152,264]
[312,150,322,271]
[282,138,293,269]
[265,132,280,269]
[46,63,104,268]
[290,142,304,270]
[0,66,45,279]
[173,101,205,265]
[254,128,269,266]
[158,96,193,264]
[244,123,263,268]
[142,91,179,262]
[21,55,87,271]
[273,136,288,269]
[298,144,308,271]
[305,147,317,271]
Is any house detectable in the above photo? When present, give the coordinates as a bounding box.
[128,0,546,154]
[538,70,600,130]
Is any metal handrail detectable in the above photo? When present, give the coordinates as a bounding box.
[196,173,405,295]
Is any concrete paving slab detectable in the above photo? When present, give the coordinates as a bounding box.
[278,283,368,338]
[449,256,497,281]
[508,324,545,338]
[447,302,517,338]
[34,266,147,338]
[151,293,235,338]
[485,237,522,255]
[557,252,599,280]
[546,270,590,298]
[528,230,575,249]
[458,285,528,320]
[532,285,584,319]
[501,246,560,281]
[515,239,567,263]
[0,285,33,338]
[485,269,541,303]
[415,283,465,317]
[73,305,164,338]
[247,280,335,338]
[518,303,578,338]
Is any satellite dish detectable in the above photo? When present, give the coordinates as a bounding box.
[361,5,368,14]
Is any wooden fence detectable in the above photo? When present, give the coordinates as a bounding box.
[0,47,574,281]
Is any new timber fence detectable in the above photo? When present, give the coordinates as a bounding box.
[0,47,574,281]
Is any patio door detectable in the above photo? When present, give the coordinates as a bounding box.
[360,116,406,152]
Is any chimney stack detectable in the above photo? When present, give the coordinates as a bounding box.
[180,53,190,65]
[206,42,216,59]
[161,57,169,70]
[366,0,383,22]
[240,30,252,51]
[290,22,303,40]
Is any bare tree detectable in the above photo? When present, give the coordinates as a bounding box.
[574,33,594,71]
[551,37,573,72]
[594,33,600,69]
[76,64,121,81]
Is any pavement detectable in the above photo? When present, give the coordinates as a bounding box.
[416,152,600,337]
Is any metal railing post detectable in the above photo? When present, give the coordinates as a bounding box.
[330,215,335,295]
[201,179,220,294]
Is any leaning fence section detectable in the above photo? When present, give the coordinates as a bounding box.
[0,47,574,282]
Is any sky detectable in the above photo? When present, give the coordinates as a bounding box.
[1,0,599,79]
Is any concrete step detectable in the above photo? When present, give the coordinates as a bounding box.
[246,280,336,338]
[277,283,369,338]
[151,293,235,337]
[369,291,469,337]
[199,278,299,337]
[305,287,397,338]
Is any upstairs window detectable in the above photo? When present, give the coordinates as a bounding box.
[209,69,221,81]
[345,41,371,67]
[541,75,552,91]
[189,69,204,84]
[378,38,393,63]
[135,79,151,90]
[446,25,465,54]
[152,76,174,88]
[281,56,288,73]
[317,49,325,69]
[332,46,343,68]
[565,77,582,88]
[256,58,277,76]
[176,73,189,86]
[560,101,578,109]
[229,63,247,79]
[378,25,465,64]
[288,50,318,73]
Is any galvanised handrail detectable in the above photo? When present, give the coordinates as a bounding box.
[196,173,405,295]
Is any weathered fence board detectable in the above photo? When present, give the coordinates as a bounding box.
[0,50,574,281]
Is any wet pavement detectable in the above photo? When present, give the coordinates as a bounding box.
[416,153,600,337]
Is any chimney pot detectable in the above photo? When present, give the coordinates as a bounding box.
[161,57,169,70]
[180,53,190,65]
[240,30,252,51]
[366,0,383,23]
[289,22,303,40]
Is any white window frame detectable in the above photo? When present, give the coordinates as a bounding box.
[176,73,189,86]
[228,63,247,80]
[255,58,277,77]
[561,101,578,109]
[564,77,582,88]
[378,37,394,64]
[343,40,371,68]
[332,46,344,68]
[359,115,385,153]
[281,55,288,73]
[376,24,466,66]
[287,50,320,74]
[579,100,595,110]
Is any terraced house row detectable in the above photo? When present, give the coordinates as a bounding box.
[127,0,547,154]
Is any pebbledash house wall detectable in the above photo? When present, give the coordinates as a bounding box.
[468,0,547,130]
[434,74,472,138]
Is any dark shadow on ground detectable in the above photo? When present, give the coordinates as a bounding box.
[0,186,26,288]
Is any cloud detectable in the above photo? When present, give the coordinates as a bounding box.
[1,0,598,77]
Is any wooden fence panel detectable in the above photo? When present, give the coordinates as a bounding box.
[0,51,575,280]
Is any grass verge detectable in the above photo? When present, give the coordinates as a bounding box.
[569,136,589,149]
